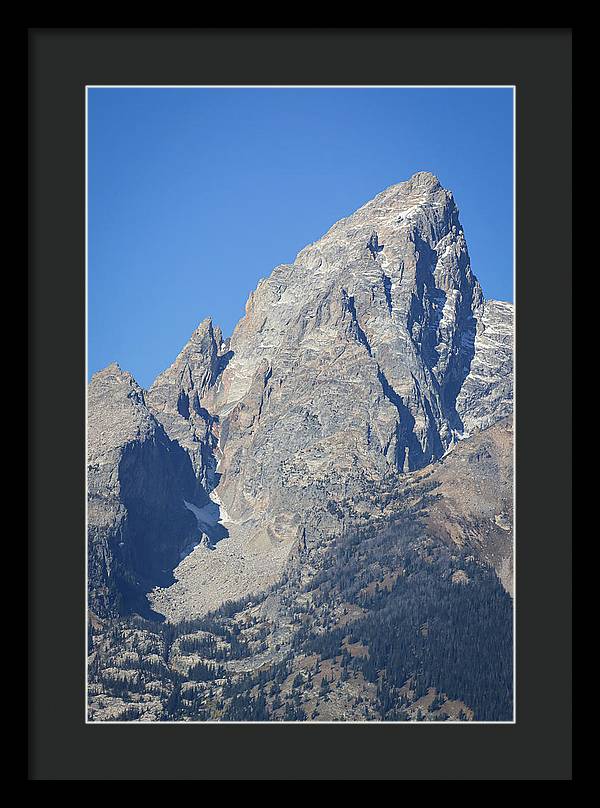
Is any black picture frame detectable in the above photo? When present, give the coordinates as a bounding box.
[29,28,572,780]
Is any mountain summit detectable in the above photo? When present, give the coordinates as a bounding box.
[88,173,513,621]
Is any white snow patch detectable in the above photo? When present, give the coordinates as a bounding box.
[208,490,233,524]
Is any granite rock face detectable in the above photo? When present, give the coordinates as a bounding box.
[456,300,513,434]
[146,318,230,491]
[198,172,508,560]
[89,172,513,621]
[208,172,484,499]
[87,363,205,618]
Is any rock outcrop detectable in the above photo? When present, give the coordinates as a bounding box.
[146,318,229,490]
[456,300,513,434]
[421,416,514,593]
[87,363,205,618]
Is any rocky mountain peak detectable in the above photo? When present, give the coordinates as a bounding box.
[88,169,514,725]
[189,316,222,349]
[144,174,513,619]
[204,173,485,490]
[409,169,441,187]
[88,362,153,451]
[145,314,230,487]
[89,173,513,622]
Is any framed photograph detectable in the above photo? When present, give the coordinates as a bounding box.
[29,28,572,780]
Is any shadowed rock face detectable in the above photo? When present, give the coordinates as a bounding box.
[456,300,513,434]
[88,172,513,620]
[87,364,205,618]
[145,318,228,492]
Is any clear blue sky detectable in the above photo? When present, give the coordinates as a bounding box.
[89,87,513,388]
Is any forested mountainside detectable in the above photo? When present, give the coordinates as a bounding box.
[88,173,513,721]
